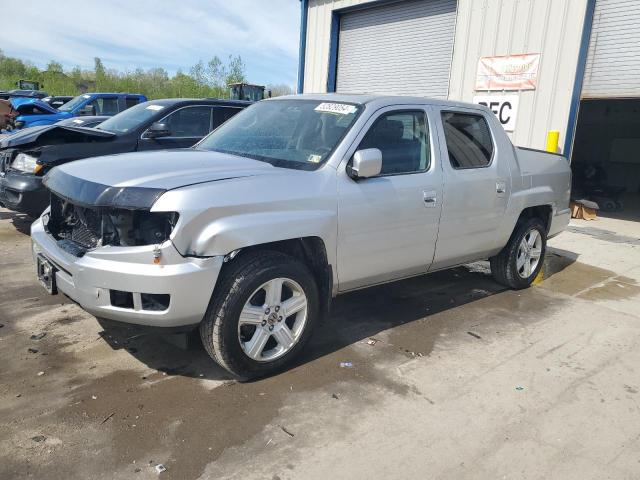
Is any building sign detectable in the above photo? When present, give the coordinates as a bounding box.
[475,53,540,91]
[473,95,519,132]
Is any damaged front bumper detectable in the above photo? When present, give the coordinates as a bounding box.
[31,214,223,327]
[0,170,48,215]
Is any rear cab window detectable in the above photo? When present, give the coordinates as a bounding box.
[212,107,243,129]
[126,96,141,109]
[441,112,494,169]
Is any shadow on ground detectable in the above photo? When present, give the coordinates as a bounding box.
[95,250,578,381]
[0,209,34,236]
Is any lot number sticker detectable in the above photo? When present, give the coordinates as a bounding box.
[473,95,519,132]
[315,103,357,115]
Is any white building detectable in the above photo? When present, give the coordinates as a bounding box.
[298,0,640,217]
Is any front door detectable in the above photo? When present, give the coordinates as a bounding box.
[336,107,443,291]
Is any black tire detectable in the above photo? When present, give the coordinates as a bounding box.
[490,217,547,290]
[200,250,319,380]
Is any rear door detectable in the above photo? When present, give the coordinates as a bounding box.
[336,106,443,291]
[430,108,510,270]
[138,105,214,150]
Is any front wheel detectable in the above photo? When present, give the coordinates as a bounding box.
[200,251,319,379]
[490,217,547,289]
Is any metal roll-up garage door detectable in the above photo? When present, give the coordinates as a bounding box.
[336,0,457,98]
[582,0,640,98]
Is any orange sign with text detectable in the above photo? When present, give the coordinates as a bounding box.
[475,53,541,91]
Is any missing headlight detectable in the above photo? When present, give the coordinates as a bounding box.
[49,194,179,251]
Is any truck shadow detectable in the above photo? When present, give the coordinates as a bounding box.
[95,249,577,382]
[0,209,34,236]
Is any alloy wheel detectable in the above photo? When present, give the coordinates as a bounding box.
[237,277,308,362]
[516,229,543,278]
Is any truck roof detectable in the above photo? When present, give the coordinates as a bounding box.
[84,92,146,97]
[147,98,253,107]
[272,93,490,112]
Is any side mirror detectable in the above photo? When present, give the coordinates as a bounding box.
[78,105,95,116]
[349,148,382,179]
[145,122,171,139]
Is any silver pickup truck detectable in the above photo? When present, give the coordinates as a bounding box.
[31,94,571,378]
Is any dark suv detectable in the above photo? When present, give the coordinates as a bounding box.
[0,98,251,216]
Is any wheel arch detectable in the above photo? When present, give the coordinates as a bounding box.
[220,237,333,320]
[517,204,553,233]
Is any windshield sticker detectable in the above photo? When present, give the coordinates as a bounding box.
[71,119,84,124]
[308,154,322,163]
[146,105,165,111]
[314,103,357,115]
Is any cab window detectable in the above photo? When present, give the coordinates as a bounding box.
[125,96,141,109]
[441,112,494,169]
[162,106,212,137]
[213,107,242,129]
[358,110,430,175]
[90,97,119,116]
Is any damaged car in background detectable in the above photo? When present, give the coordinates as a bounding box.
[11,92,147,129]
[0,98,249,217]
[31,94,571,379]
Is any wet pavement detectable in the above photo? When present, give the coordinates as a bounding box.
[1,207,639,480]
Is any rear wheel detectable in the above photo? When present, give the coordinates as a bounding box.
[490,217,547,289]
[200,251,319,379]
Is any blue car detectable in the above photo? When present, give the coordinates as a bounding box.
[11,92,147,129]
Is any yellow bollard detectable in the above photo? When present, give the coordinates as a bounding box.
[546,130,560,153]
[532,267,545,286]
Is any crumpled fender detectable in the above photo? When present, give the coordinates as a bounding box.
[180,209,336,258]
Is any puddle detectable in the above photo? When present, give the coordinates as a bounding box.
[577,277,640,302]
[537,262,616,296]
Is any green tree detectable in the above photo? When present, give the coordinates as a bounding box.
[46,61,63,74]
[94,57,106,89]
[267,83,294,97]
[225,55,246,85]
[207,56,226,91]
[0,52,256,100]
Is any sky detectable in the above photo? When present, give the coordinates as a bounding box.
[0,0,301,87]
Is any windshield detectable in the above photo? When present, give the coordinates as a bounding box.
[58,94,90,112]
[97,102,165,134]
[197,100,361,169]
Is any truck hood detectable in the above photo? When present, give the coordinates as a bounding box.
[0,124,115,149]
[43,149,277,209]
[10,97,59,113]
[11,98,59,114]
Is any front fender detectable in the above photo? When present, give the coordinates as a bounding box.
[178,210,336,259]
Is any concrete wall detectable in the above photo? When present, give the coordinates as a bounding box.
[303,0,589,152]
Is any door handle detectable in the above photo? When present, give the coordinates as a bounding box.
[423,190,437,207]
[496,181,506,195]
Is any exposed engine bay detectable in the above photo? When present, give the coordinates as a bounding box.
[47,193,178,255]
